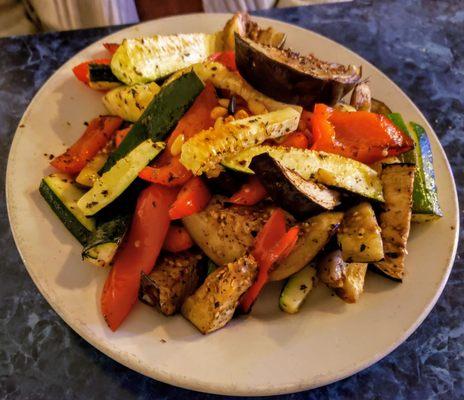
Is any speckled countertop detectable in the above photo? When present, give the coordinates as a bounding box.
[0,0,462,398]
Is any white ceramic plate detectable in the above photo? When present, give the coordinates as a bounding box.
[6,14,459,396]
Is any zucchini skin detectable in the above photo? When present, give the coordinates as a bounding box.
[389,114,442,221]
[409,122,442,221]
[82,214,131,265]
[39,179,91,245]
[279,265,317,314]
[101,71,204,173]
[78,139,164,216]
[83,179,147,266]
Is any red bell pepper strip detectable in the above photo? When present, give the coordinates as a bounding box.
[280,131,310,149]
[50,116,122,174]
[240,209,300,313]
[103,43,120,54]
[114,126,131,148]
[72,58,111,85]
[209,51,237,71]
[162,225,194,253]
[138,82,218,186]
[169,177,212,220]
[101,185,178,331]
[311,104,414,164]
[139,157,192,187]
[228,176,267,206]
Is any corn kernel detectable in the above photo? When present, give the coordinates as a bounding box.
[218,98,230,108]
[210,106,228,120]
[224,115,235,123]
[214,117,224,130]
[234,109,249,120]
[170,134,184,156]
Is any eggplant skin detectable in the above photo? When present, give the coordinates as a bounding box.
[250,153,340,220]
[139,251,203,316]
[235,34,361,108]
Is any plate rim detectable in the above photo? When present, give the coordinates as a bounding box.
[5,13,460,396]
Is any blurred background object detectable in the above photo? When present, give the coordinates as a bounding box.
[0,0,36,36]
[29,0,139,31]
[0,0,352,38]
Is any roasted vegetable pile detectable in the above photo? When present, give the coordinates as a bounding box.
[40,13,442,334]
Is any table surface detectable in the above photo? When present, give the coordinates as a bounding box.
[1,0,463,399]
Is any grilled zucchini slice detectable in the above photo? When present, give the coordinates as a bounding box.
[102,71,204,173]
[102,82,161,122]
[223,146,384,202]
[182,254,258,334]
[180,107,300,175]
[279,265,317,314]
[111,33,221,85]
[373,163,415,281]
[408,122,442,222]
[82,214,130,267]
[76,152,109,187]
[77,139,165,216]
[337,202,384,263]
[389,114,442,222]
[39,173,95,245]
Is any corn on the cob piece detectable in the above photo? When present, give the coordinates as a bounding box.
[180,107,300,175]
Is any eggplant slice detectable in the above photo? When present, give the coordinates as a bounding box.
[139,251,203,316]
[235,34,361,108]
[222,13,286,51]
[250,153,340,220]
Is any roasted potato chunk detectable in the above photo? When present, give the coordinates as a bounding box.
[183,196,276,266]
[336,263,368,303]
[337,202,384,263]
[181,254,258,334]
[269,212,344,281]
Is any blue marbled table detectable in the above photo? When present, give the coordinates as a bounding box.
[1,0,462,398]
